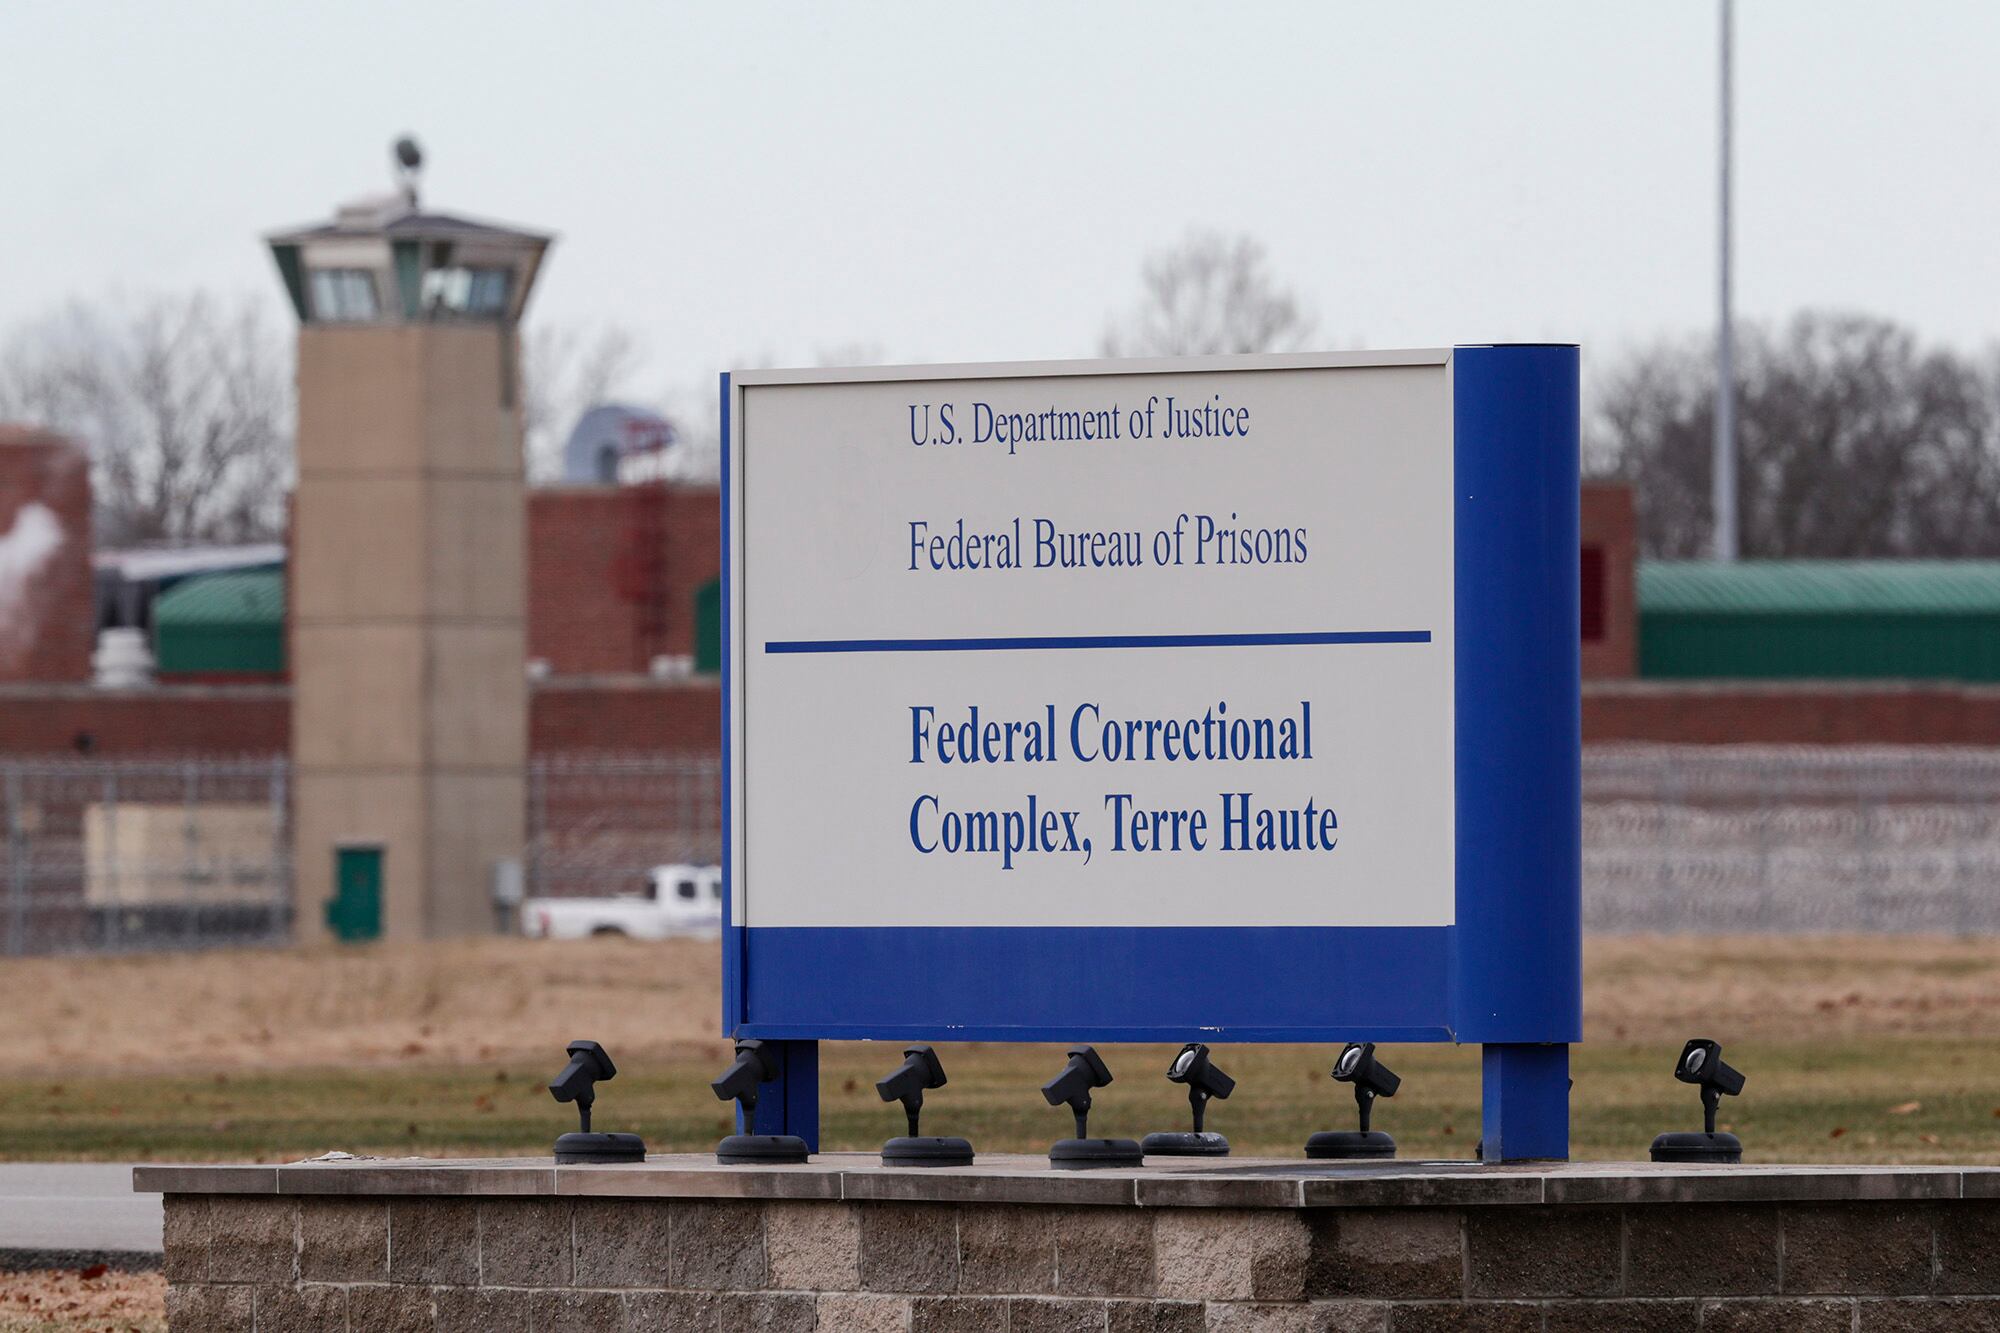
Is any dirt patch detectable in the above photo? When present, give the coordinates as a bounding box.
[0,1268,163,1332]
[1,934,1994,1078]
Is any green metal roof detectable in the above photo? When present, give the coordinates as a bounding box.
[152,568,284,676]
[152,568,285,627]
[1639,562,2000,617]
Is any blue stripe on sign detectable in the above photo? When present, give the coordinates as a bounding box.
[764,630,1431,655]
[736,924,1456,1042]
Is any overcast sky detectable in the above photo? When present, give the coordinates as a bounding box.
[3,2,1995,404]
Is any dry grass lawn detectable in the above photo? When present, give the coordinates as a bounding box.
[2,933,1995,1078]
[0,934,1994,1165]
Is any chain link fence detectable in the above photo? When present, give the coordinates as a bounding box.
[1,746,1993,952]
[525,753,721,900]
[1584,745,2000,932]
[0,757,291,955]
[0,752,723,955]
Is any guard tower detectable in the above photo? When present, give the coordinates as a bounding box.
[268,139,551,941]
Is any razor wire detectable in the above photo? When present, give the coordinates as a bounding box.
[1583,745,2000,933]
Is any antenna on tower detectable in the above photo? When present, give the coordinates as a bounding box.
[393,135,424,210]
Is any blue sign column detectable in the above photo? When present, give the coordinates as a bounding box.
[1481,1044,1570,1161]
[739,1039,821,1151]
[1452,343,1583,1161]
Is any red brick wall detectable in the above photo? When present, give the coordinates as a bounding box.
[0,427,93,683]
[1580,482,1637,680]
[0,685,290,756]
[5,680,1998,756]
[528,483,720,675]
[0,681,720,757]
[1584,682,2000,745]
[530,680,720,752]
[658,485,720,661]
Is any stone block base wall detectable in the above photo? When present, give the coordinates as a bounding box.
[162,1193,2000,1331]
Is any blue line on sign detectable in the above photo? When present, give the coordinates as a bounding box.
[764,630,1431,654]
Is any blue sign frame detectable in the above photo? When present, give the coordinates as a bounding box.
[720,345,1580,1159]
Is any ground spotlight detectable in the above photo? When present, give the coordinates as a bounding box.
[1650,1037,1746,1163]
[1306,1041,1400,1159]
[710,1038,810,1165]
[1043,1045,1141,1169]
[1141,1042,1235,1157]
[547,1040,646,1163]
[876,1044,973,1166]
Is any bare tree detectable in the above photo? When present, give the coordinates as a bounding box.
[521,322,644,482]
[1589,311,2000,558]
[1101,231,1315,358]
[0,294,292,545]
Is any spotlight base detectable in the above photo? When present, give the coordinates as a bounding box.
[716,1133,811,1165]
[1649,1131,1742,1164]
[1304,1130,1397,1160]
[1049,1137,1144,1169]
[1140,1130,1231,1157]
[553,1131,647,1164]
[882,1135,975,1167]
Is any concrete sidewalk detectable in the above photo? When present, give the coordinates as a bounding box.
[0,1163,161,1262]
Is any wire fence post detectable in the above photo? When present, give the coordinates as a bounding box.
[1751,751,1775,930]
[5,766,24,957]
[182,759,199,949]
[101,768,120,952]
[527,759,544,900]
[276,752,292,940]
[270,754,290,943]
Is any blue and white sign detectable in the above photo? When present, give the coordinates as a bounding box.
[722,347,1580,1155]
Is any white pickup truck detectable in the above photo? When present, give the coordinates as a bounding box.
[519,864,723,940]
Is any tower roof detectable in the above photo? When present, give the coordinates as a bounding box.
[266,201,552,248]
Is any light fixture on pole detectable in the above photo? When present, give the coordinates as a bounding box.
[1651,1038,1747,1163]
[1306,1042,1401,1160]
[1141,1042,1235,1157]
[1043,1045,1142,1168]
[1713,0,1738,563]
[876,1044,974,1166]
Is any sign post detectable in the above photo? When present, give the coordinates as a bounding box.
[722,346,1579,1160]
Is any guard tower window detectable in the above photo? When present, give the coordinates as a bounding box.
[421,266,512,318]
[308,269,380,321]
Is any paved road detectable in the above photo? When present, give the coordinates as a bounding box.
[0,1163,161,1256]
